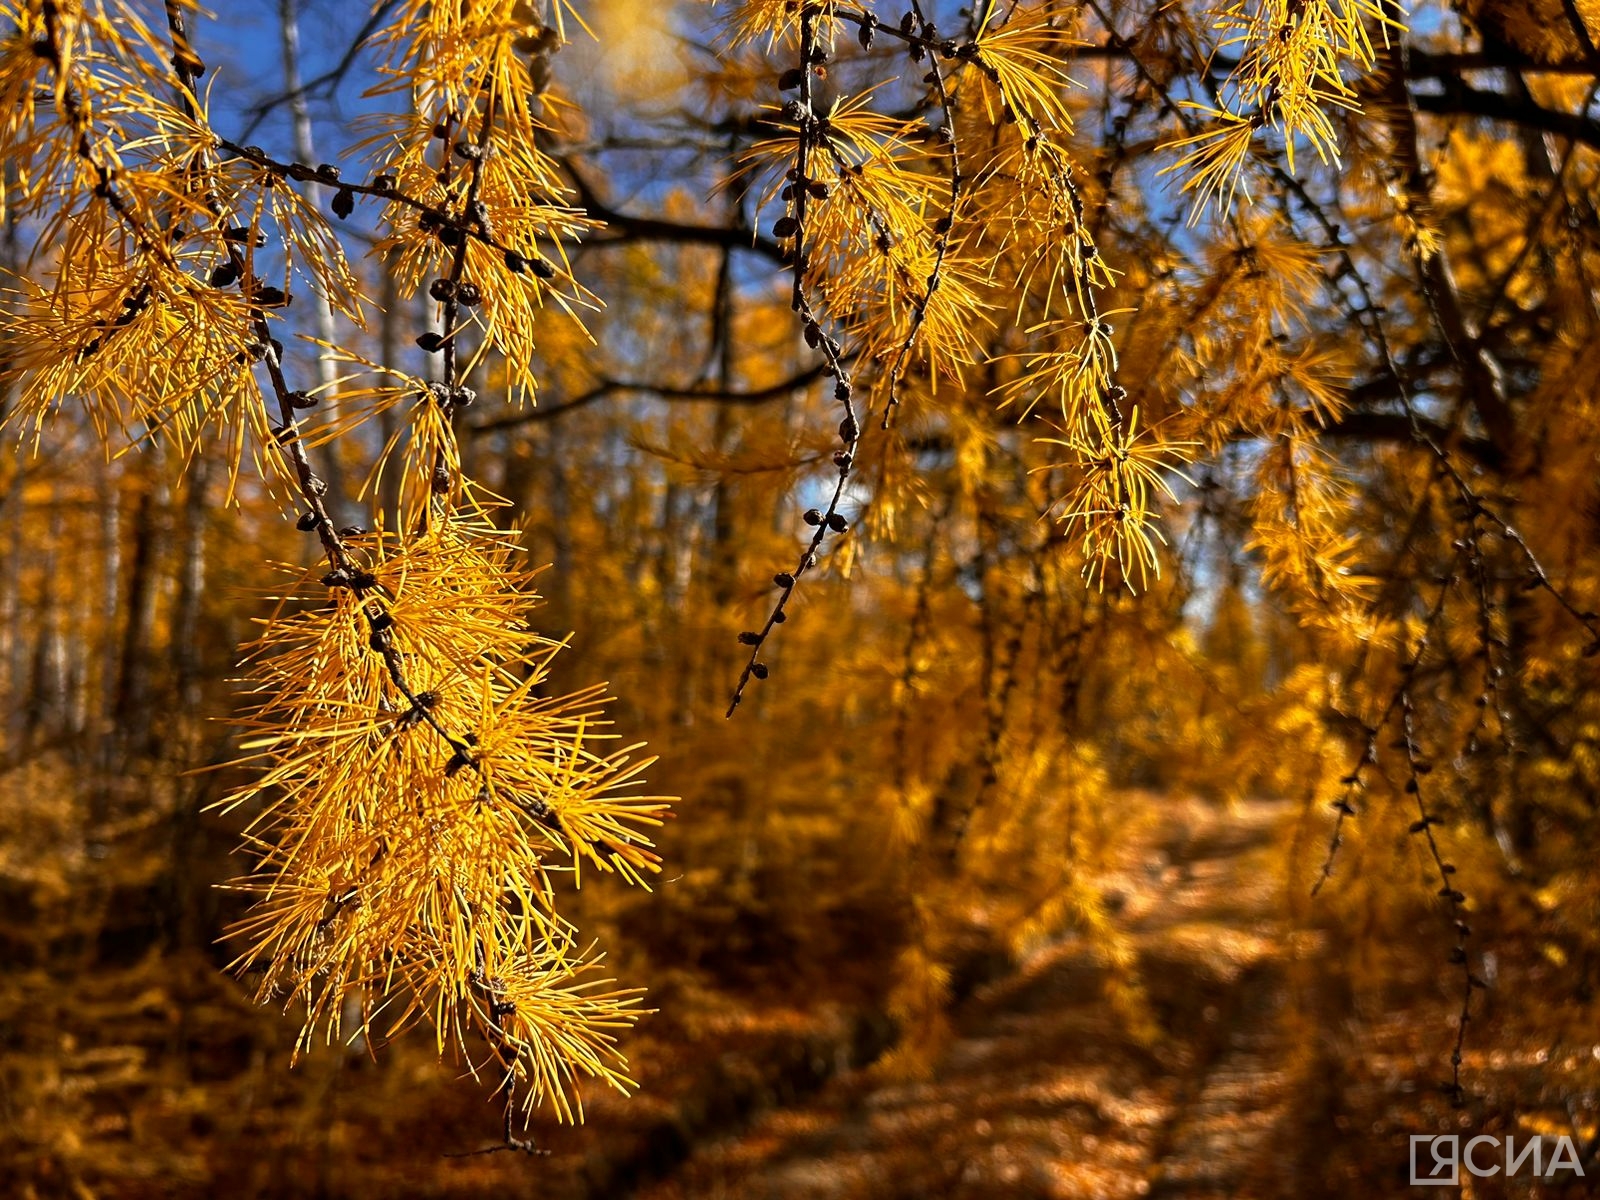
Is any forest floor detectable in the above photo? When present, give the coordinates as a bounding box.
[632,795,1317,1200]
[14,789,1594,1198]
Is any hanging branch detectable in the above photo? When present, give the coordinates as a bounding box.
[727,3,861,717]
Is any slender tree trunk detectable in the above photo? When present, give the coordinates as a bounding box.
[1,163,22,748]
[0,458,20,747]
[376,265,405,530]
[98,456,122,741]
[173,455,209,713]
[279,0,352,522]
[112,482,162,750]
[31,488,67,742]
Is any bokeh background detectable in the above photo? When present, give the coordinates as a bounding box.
[5,0,1600,1196]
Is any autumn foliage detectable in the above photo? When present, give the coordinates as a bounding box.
[3,0,1600,1192]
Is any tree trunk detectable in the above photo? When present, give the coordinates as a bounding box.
[279,0,352,522]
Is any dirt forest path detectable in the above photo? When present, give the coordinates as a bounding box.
[634,796,1330,1200]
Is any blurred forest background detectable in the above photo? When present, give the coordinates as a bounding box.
[4,0,1600,1196]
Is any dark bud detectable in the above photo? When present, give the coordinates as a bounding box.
[416,332,445,353]
[456,281,481,306]
[415,691,438,710]
[295,511,320,532]
[738,631,762,646]
[429,278,457,302]
[332,188,355,219]
[367,609,394,633]
[349,569,378,590]
[322,568,352,589]
[453,140,483,161]
[432,122,450,138]
[779,66,805,91]
[372,173,396,192]
[803,508,824,526]
[838,415,858,442]
[803,323,822,348]
[431,465,454,495]
[826,512,848,533]
[505,250,529,274]
[750,662,769,680]
[774,572,795,588]
[834,381,852,403]
[438,224,465,247]
[807,180,830,200]
[933,214,953,234]
[773,610,787,624]
[900,11,915,34]
[272,423,296,443]
[368,626,393,653]
[444,750,471,777]
[773,215,799,239]
[223,225,265,245]
[451,385,477,408]
[833,450,852,469]
[287,391,317,409]
[254,285,288,307]
[339,525,368,538]
[316,163,341,183]
[910,42,925,62]
[858,17,875,48]
[209,260,240,288]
